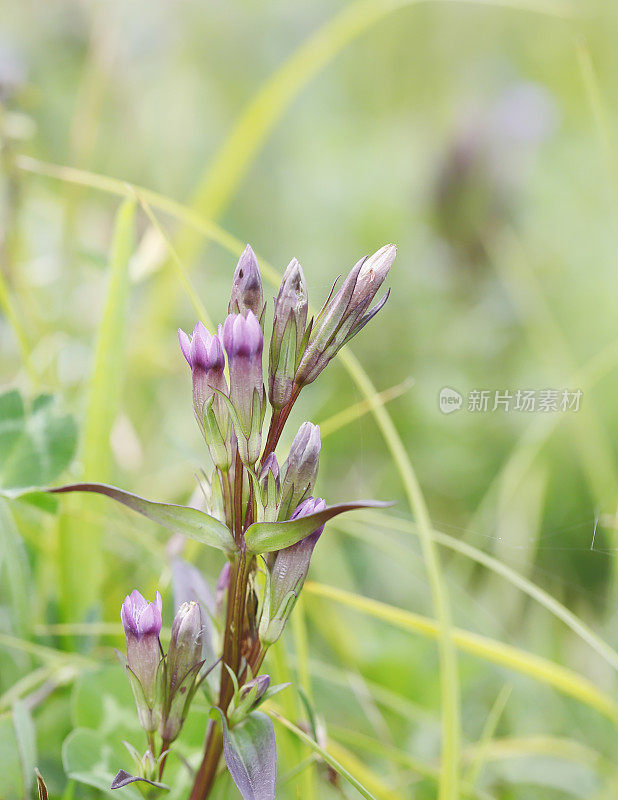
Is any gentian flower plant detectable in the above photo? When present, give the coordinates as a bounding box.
[51,242,396,800]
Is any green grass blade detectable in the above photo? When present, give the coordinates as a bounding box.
[317,377,414,439]
[291,598,318,800]
[304,581,618,723]
[464,685,512,788]
[335,348,461,800]
[267,709,381,800]
[0,268,37,384]
[58,199,135,619]
[352,512,618,673]
[135,192,214,330]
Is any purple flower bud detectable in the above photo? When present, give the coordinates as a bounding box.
[228,674,272,725]
[229,244,264,318]
[260,498,326,645]
[239,673,270,702]
[279,422,320,518]
[167,601,203,687]
[121,589,162,704]
[222,311,263,362]
[269,258,308,408]
[178,322,227,416]
[222,311,264,463]
[296,244,396,386]
[259,453,280,490]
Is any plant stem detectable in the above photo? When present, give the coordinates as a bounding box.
[190,550,252,799]
[190,390,299,800]
[158,739,170,780]
[261,384,301,463]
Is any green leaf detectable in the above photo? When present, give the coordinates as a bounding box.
[244,500,393,554]
[0,498,31,635]
[62,728,141,800]
[0,389,77,493]
[213,708,276,800]
[50,483,236,554]
[71,666,140,739]
[0,714,27,798]
[12,700,36,796]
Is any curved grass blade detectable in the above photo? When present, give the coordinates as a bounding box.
[347,512,618,673]
[304,581,618,724]
[51,483,236,554]
[317,377,414,439]
[266,709,379,800]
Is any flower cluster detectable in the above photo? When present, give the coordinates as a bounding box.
[120,591,207,749]
[110,243,395,798]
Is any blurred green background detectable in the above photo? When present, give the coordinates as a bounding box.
[2,0,618,798]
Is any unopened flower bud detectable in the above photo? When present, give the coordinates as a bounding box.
[228,674,271,725]
[260,498,326,645]
[179,323,233,470]
[160,601,204,743]
[296,244,396,386]
[259,453,280,521]
[349,244,396,320]
[240,673,270,702]
[279,422,320,518]
[222,311,265,464]
[121,590,163,731]
[269,258,308,408]
[229,245,264,318]
[260,453,281,489]
[167,601,202,688]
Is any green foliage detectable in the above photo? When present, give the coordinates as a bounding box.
[0,390,77,494]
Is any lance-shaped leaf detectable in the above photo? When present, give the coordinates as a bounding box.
[49,483,236,554]
[244,500,393,554]
[110,769,169,792]
[212,708,276,800]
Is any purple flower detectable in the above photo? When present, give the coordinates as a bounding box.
[296,244,396,386]
[229,244,264,318]
[221,311,264,463]
[178,322,227,415]
[260,497,326,645]
[121,590,163,709]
